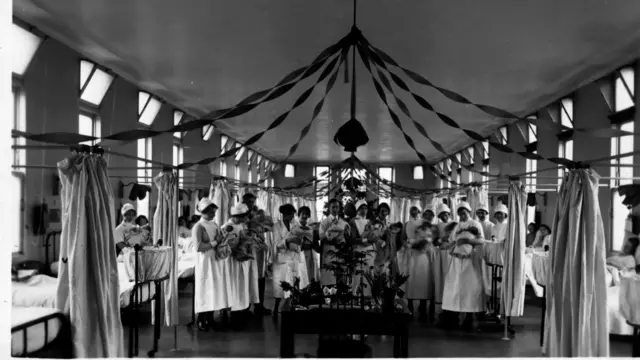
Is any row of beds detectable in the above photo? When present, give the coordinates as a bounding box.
[10,231,198,358]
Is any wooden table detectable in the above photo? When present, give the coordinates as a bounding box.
[279,299,411,358]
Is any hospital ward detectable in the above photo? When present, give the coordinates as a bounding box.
[6,0,640,358]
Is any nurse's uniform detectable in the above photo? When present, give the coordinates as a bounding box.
[398,217,423,276]
[405,239,436,300]
[192,216,230,312]
[349,208,375,296]
[225,204,260,311]
[476,204,496,297]
[271,220,309,298]
[442,206,486,313]
[319,215,350,286]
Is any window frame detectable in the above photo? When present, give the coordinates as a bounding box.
[412,165,424,180]
[377,166,395,204]
[614,66,635,113]
[12,82,26,172]
[11,171,25,254]
[560,97,574,129]
[138,91,162,126]
[314,166,330,220]
[79,59,114,108]
[173,142,184,185]
[498,126,508,145]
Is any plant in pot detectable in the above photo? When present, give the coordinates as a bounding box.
[363,263,409,313]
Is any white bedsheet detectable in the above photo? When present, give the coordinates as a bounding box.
[12,275,57,308]
[607,286,634,336]
[13,270,157,309]
[178,252,196,279]
[11,306,62,356]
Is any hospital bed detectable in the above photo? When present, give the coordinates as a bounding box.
[13,241,169,357]
[531,251,635,346]
[11,306,71,358]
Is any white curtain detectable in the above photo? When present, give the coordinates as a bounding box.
[56,153,125,357]
[152,171,180,326]
[211,180,231,226]
[256,190,270,212]
[544,169,609,357]
[466,186,488,219]
[501,181,527,317]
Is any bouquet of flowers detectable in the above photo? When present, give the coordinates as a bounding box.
[363,264,409,313]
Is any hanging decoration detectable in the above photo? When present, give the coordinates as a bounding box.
[14,1,638,193]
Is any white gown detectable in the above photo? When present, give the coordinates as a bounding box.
[442,219,486,313]
[398,218,423,275]
[319,215,350,286]
[491,221,508,242]
[224,221,260,311]
[350,216,375,296]
[479,219,496,297]
[192,219,231,312]
[271,220,309,298]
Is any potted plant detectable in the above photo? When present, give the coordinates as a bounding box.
[363,264,409,313]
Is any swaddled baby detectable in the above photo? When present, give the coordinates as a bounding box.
[326,222,347,244]
[289,224,314,251]
[452,223,482,257]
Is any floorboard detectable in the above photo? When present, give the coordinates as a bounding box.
[124,281,633,358]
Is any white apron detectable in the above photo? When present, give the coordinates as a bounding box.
[398,218,423,277]
[224,221,260,311]
[193,220,231,312]
[481,220,498,296]
[319,215,350,286]
[271,220,309,298]
[406,245,436,300]
[442,220,486,313]
[350,217,375,296]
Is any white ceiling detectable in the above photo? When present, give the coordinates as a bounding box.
[14,0,640,163]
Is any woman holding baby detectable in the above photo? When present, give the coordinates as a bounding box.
[441,201,486,330]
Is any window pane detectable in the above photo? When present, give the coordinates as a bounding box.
[234,146,246,161]
[615,75,635,112]
[467,147,474,163]
[220,161,227,177]
[139,97,161,125]
[81,68,114,106]
[566,139,574,160]
[79,114,95,146]
[138,92,150,114]
[173,110,184,138]
[612,190,628,251]
[561,98,573,128]
[202,125,214,141]
[528,124,537,143]
[482,141,489,159]
[80,60,95,89]
[285,164,295,178]
[12,24,42,76]
[500,126,508,144]
[234,165,240,180]
[412,165,423,180]
[10,173,23,252]
[220,135,229,150]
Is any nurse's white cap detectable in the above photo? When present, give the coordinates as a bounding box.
[121,203,136,216]
[231,203,249,216]
[457,201,472,214]
[436,203,451,216]
[355,200,368,211]
[197,198,217,212]
[494,203,508,215]
[476,203,489,214]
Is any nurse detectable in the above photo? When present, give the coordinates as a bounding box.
[405,223,436,321]
[114,203,139,254]
[399,206,423,281]
[192,198,231,331]
[297,206,321,282]
[319,198,350,286]
[224,204,260,318]
[271,204,309,316]
[349,200,375,296]
[435,204,452,243]
[490,203,508,242]
[422,209,436,225]
[441,201,486,330]
[475,204,494,241]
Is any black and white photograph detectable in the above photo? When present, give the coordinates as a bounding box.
[4,0,640,357]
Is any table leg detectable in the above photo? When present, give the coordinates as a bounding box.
[401,329,409,358]
[633,327,640,357]
[540,286,545,347]
[280,318,294,358]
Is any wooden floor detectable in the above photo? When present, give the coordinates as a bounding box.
[126,282,633,358]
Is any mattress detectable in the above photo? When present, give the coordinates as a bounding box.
[13,270,157,309]
[11,306,62,356]
[607,285,634,336]
[12,275,57,308]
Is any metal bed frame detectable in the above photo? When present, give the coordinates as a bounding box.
[11,311,72,358]
[42,231,168,357]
